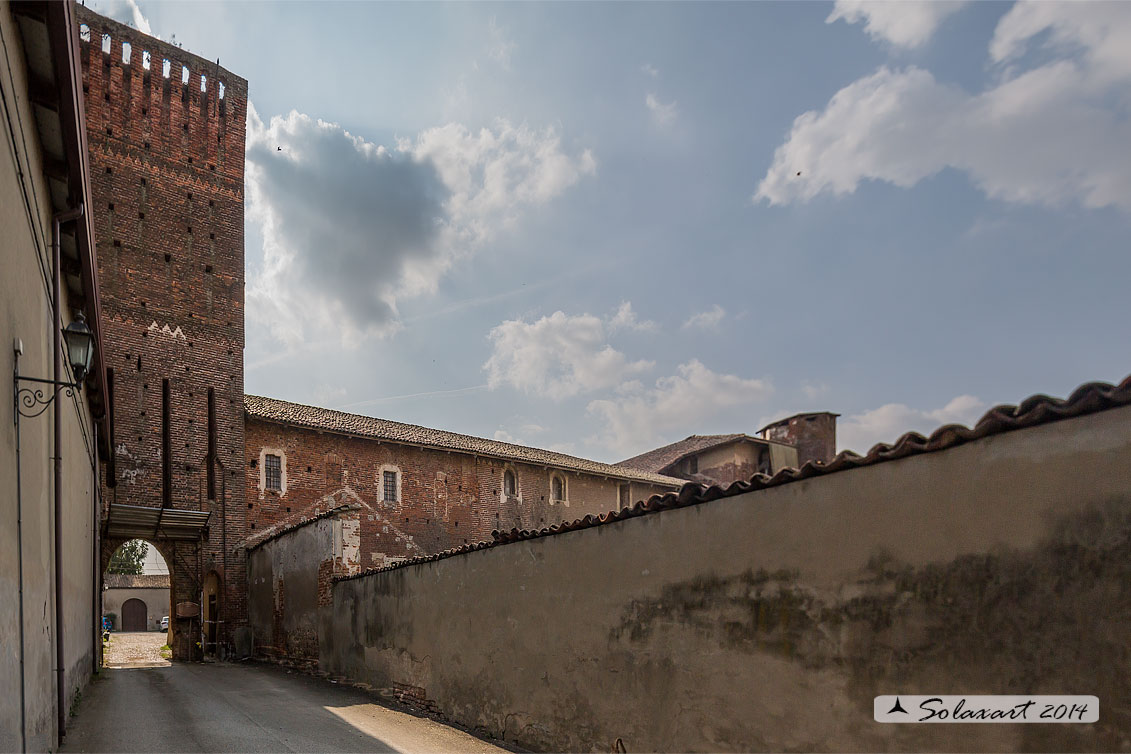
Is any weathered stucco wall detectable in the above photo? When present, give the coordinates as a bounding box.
[0,5,100,750]
[102,588,171,631]
[248,507,361,666]
[326,405,1131,752]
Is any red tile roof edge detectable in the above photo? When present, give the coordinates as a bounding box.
[334,374,1131,584]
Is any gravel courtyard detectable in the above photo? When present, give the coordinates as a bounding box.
[104,631,170,669]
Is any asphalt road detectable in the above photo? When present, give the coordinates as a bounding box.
[62,662,509,753]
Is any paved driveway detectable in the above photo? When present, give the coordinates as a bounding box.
[62,662,509,753]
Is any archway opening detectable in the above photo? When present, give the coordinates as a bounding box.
[102,539,172,668]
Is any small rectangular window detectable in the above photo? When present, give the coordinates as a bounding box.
[265,454,281,491]
[383,470,398,502]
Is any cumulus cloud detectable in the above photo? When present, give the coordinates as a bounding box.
[645,93,679,125]
[682,304,726,330]
[641,63,660,78]
[757,2,1131,212]
[609,301,657,332]
[838,394,986,454]
[246,108,595,345]
[588,360,773,456]
[484,310,654,400]
[91,0,154,36]
[826,0,967,48]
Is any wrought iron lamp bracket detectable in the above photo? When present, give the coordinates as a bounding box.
[14,374,79,422]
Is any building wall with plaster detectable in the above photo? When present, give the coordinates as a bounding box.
[324,404,1131,752]
[76,6,249,660]
[102,586,170,631]
[247,507,361,666]
[0,4,103,748]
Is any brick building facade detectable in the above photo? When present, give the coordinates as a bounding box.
[244,396,682,569]
[77,7,248,660]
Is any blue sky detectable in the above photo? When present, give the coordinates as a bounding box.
[94,1,1131,462]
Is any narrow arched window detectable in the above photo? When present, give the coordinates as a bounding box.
[503,469,517,497]
[551,474,565,503]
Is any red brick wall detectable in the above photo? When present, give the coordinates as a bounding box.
[245,418,675,568]
[78,7,248,660]
[762,413,838,467]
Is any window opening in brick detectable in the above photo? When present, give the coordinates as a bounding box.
[162,59,171,79]
[503,469,516,497]
[142,50,151,70]
[383,470,398,503]
[162,379,171,507]
[218,81,226,99]
[551,474,565,503]
[265,454,281,492]
[619,484,630,509]
[79,24,90,42]
[181,65,190,85]
[122,42,131,64]
[101,34,110,55]
[201,74,207,92]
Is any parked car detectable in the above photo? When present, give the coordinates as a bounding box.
[160,616,169,631]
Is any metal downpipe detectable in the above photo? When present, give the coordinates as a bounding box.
[52,204,84,745]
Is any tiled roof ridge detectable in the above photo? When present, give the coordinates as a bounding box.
[617,433,753,473]
[103,573,170,588]
[244,394,683,486]
[334,374,1131,584]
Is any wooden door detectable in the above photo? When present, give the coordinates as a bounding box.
[122,598,147,631]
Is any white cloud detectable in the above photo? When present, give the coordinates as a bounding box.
[682,304,726,330]
[493,428,522,444]
[484,311,653,400]
[801,380,830,401]
[90,0,154,36]
[826,0,967,48]
[757,2,1131,212]
[246,107,595,346]
[486,16,516,70]
[588,360,774,456]
[838,394,986,454]
[609,301,657,332]
[641,63,660,78]
[645,94,679,125]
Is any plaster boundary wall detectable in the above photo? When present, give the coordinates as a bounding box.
[323,399,1131,752]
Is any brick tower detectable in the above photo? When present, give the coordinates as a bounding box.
[76,7,248,660]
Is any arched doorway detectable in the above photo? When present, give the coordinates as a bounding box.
[102,539,173,667]
[121,598,147,631]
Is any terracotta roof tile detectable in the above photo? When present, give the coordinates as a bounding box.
[617,433,750,474]
[244,395,684,487]
[103,573,169,589]
[335,375,1131,583]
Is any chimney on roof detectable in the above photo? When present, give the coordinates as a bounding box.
[759,412,838,467]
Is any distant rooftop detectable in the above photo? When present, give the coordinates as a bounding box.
[245,395,684,487]
[618,433,781,475]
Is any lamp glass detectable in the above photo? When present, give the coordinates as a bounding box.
[63,311,93,383]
